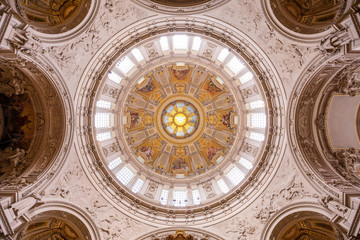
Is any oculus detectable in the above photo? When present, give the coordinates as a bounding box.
[161,100,199,138]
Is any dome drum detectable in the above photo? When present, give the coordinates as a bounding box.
[76,17,286,224]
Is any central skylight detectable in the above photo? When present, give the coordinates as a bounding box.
[162,100,199,138]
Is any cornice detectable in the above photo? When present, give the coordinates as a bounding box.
[75,16,286,225]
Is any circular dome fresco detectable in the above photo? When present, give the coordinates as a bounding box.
[92,33,270,210]
[76,16,285,225]
[120,62,240,181]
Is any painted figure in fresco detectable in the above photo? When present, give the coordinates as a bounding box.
[140,146,153,160]
[220,111,232,129]
[18,0,81,25]
[205,79,221,95]
[129,112,141,128]
[138,78,154,92]
[172,158,189,171]
[0,94,34,150]
[171,67,190,81]
[207,146,219,161]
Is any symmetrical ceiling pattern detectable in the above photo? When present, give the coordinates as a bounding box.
[123,63,238,178]
[90,31,275,213]
[1,0,360,239]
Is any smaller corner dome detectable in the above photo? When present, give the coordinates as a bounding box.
[149,0,212,7]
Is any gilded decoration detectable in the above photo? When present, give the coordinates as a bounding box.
[161,100,199,138]
[270,0,347,34]
[280,219,339,240]
[165,230,194,240]
[15,0,91,34]
[0,60,65,187]
[123,63,237,177]
[18,210,93,240]
[22,218,81,240]
[149,0,211,7]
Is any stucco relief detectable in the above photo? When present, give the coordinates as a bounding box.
[209,157,318,239]
[252,157,317,222]
[43,151,155,240]
[215,217,257,240]
[133,0,229,14]
[301,59,360,189]
[207,0,319,95]
[11,0,318,100]
[0,57,69,193]
[42,0,152,94]
[3,0,315,105]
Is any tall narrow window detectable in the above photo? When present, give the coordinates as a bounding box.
[173,189,188,207]
[192,189,201,205]
[239,157,253,170]
[131,178,144,193]
[160,189,169,205]
[217,48,229,62]
[250,113,266,128]
[108,71,123,84]
[96,100,112,109]
[131,48,144,62]
[249,132,265,142]
[227,57,245,75]
[239,72,253,84]
[192,37,201,51]
[217,178,229,193]
[173,35,188,51]
[108,157,122,170]
[116,56,134,75]
[160,36,169,52]
[116,165,135,185]
[227,166,244,185]
[96,132,112,141]
[95,113,111,128]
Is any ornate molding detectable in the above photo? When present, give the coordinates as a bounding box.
[136,227,224,240]
[288,53,360,198]
[75,16,286,225]
[13,200,101,240]
[133,0,230,14]
[0,49,73,199]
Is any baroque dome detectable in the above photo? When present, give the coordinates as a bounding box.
[121,62,240,180]
[2,0,360,239]
[86,28,279,218]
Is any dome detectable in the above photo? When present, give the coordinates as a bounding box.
[92,33,269,209]
[148,0,211,7]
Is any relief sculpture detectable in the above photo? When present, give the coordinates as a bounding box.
[16,0,91,34]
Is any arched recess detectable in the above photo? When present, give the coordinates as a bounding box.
[133,0,229,14]
[135,227,225,240]
[261,0,353,42]
[288,52,360,200]
[13,200,101,240]
[75,16,286,225]
[261,202,346,240]
[0,53,73,198]
[1,0,100,43]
